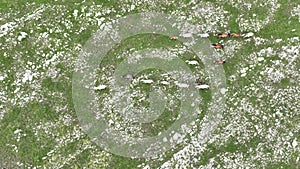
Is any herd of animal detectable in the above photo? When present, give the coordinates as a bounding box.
[95,32,255,91]
[170,32,254,65]
[213,33,242,64]
[211,33,243,50]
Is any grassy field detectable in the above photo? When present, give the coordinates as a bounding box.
[0,0,299,168]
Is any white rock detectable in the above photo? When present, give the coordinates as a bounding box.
[143,165,151,169]
[94,85,107,90]
[180,32,193,38]
[130,4,136,10]
[17,32,27,41]
[108,119,114,125]
[240,67,248,74]
[174,81,189,88]
[0,76,4,81]
[140,79,154,84]
[292,139,298,148]
[98,17,105,22]
[185,60,199,65]
[275,39,282,43]
[14,129,22,134]
[263,115,267,120]
[173,133,183,142]
[22,70,33,83]
[257,57,264,62]
[195,84,210,89]
[220,88,227,94]
[198,33,210,38]
[0,22,16,37]
[243,32,254,38]
[163,137,168,142]
[73,9,78,17]
[160,81,170,85]
[123,74,134,79]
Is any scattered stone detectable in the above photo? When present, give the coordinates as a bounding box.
[17,32,27,41]
[94,85,107,90]
[174,81,189,88]
[220,88,227,94]
[198,33,209,38]
[22,70,33,83]
[0,76,5,81]
[242,32,254,38]
[275,39,282,43]
[195,84,210,89]
[257,57,264,62]
[73,9,79,18]
[14,129,22,134]
[123,74,134,80]
[292,138,298,148]
[185,60,199,65]
[140,79,154,84]
[180,32,193,38]
[160,81,170,85]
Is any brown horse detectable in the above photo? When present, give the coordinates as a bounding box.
[217,33,230,38]
[215,60,226,64]
[211,43,224,49]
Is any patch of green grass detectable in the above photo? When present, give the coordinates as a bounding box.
[108,155,145,169]
[0,105,57,166]
[258,0,300,39]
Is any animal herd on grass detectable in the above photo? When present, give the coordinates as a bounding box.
[170,32,254,65]
[95,32,254,91]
